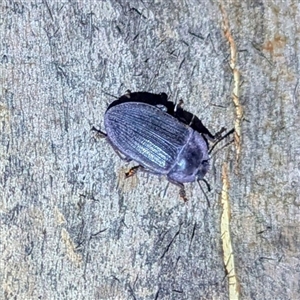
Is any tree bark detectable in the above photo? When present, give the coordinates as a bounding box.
[1,0,299,299]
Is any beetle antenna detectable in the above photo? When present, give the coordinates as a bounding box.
[209,128,234,155]
[201,178,211,191]
[197,180,211,208]
[210,140,234,158]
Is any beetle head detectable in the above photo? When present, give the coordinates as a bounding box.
[196,159,210,180]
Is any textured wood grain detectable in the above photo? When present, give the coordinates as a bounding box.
[1,1,300,299]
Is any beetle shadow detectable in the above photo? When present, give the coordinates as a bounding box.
[107,91,216,140]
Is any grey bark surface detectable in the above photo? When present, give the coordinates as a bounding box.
[1,1,300,299]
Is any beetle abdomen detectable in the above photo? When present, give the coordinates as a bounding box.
[104,102,192,172]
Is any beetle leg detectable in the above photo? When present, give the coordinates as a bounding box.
[174,99,184,112]
[125,89,131,97]
[167,178,188,202]
[125,165,158,178]
[125,165,167,179]
[209,128,235,155]
[104,138,132,162]
[174,99,184,119]
[114,151,132,162]
[156,104,168,112]
[179,186,188,202]
[213,127,227,140]
[188,114,196,126]
[125,165,142,178]
[91,126,107,138]
[92,126,132,162]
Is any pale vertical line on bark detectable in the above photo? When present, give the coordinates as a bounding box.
[220,163,240,300]
[220,2,243,166]
[219,3,241,299]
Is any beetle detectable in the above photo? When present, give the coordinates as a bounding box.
[93,91,233,202]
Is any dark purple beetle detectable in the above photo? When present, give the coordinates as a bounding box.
[94,91,233,202]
